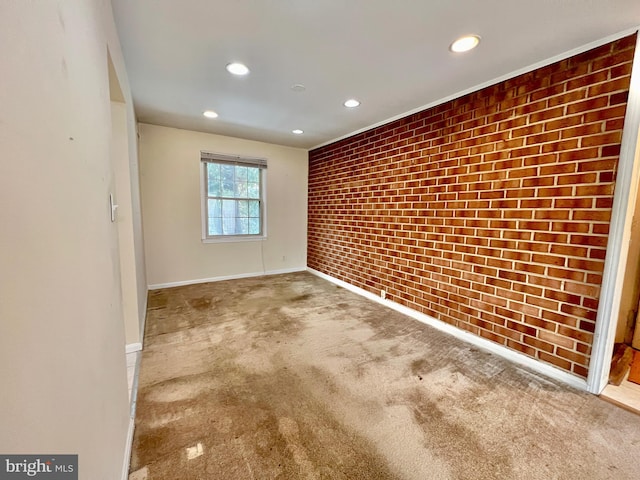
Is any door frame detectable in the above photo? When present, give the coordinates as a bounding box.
[588,32,640,394]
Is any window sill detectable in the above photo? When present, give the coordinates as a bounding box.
[202,235,267,244]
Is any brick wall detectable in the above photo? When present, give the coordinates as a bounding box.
[308,34,637,378]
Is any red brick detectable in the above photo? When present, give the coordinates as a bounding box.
[543,310,578,327]
[587,76,632,96]
[581,132,622,147]
[554,198,592,208]
[548,90,587,107]
[551,222,589,233]
[530,106,566,123]
[610,91,629,106]
[568,258,605,273]
[577,158,617,171]
[570,235,608,248]
[523,335,555,353]
[532,254,566,266]
[541,139,579,153]
[565,69,609,91]
[557,147,600,162]
[583,105,627,123]
[566,96,608,114]
[539,330,576,349]
[538,352,572,370]
[534,210,570,220]
[573,210,611,222]
[573,364,588,377]
[547,267,585,281]
[521,199,552,209]
[545,114,585,132]
[575,184,615,196]
[557,173,598,185]
[507,340,536,357]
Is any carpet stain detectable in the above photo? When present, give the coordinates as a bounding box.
[410,358,433,377]
[408,391,513,480]
[131,272,640,480]
[187,296,212,310]
[132,362,398,479]
[147,291,168,310]
[290,293,312,302]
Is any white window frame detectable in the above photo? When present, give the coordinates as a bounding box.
[200,151,267,243]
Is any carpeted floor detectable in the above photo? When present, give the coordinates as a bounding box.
[129,272,640,479]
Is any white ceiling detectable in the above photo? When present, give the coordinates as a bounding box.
[111,1,640,150]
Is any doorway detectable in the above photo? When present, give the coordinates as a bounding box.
[600,171,640,413]
[587,32,640,403]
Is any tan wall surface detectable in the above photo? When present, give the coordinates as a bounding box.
[0,0,145,477]
[111,101,142,345]
[139,124,308,287]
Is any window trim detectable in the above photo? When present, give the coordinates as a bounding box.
[200,151,268,242]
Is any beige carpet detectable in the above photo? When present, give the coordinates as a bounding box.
[130,272,640,479]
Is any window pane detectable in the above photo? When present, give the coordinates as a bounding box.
[235,180,248,197]
[237,200,248,217]
[221,165,235,197]
[247,167,259,183]
[207,163,221,196]
[207,199,221,217]
[249,217,260,234]
[222,199,235,234]
[222,213,236,235]
[222,199,236,217]
[208,217,222,236]
[248,200,259,218]
[236,166,248,182]
[235,217,249,235]
[247,182,259,199]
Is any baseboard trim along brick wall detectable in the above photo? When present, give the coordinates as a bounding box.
[308,34,637,379]
[308,267,588,390]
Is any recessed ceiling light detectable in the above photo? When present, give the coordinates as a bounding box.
[450,35,481,53]
[292,129,304,135]
[203,110,218,118]
[344,99,360,108]
[226,62,250,75]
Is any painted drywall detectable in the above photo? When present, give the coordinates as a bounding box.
[131,124,147,335]
[111,100,141,345]
[108,53,148,347]
[0,1,144,478]
[139,124,308,287]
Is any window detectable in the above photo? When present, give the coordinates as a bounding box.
[201,152,267,240]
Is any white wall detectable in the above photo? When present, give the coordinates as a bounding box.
[111,100,143,346]
[0,1,144,478]
[139,124,308,287]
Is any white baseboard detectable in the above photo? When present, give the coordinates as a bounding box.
[307,267,588,392]
[121,416,135,480]
[139,293,147,349]
[148,267,307,290]
[125,342,142,354]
